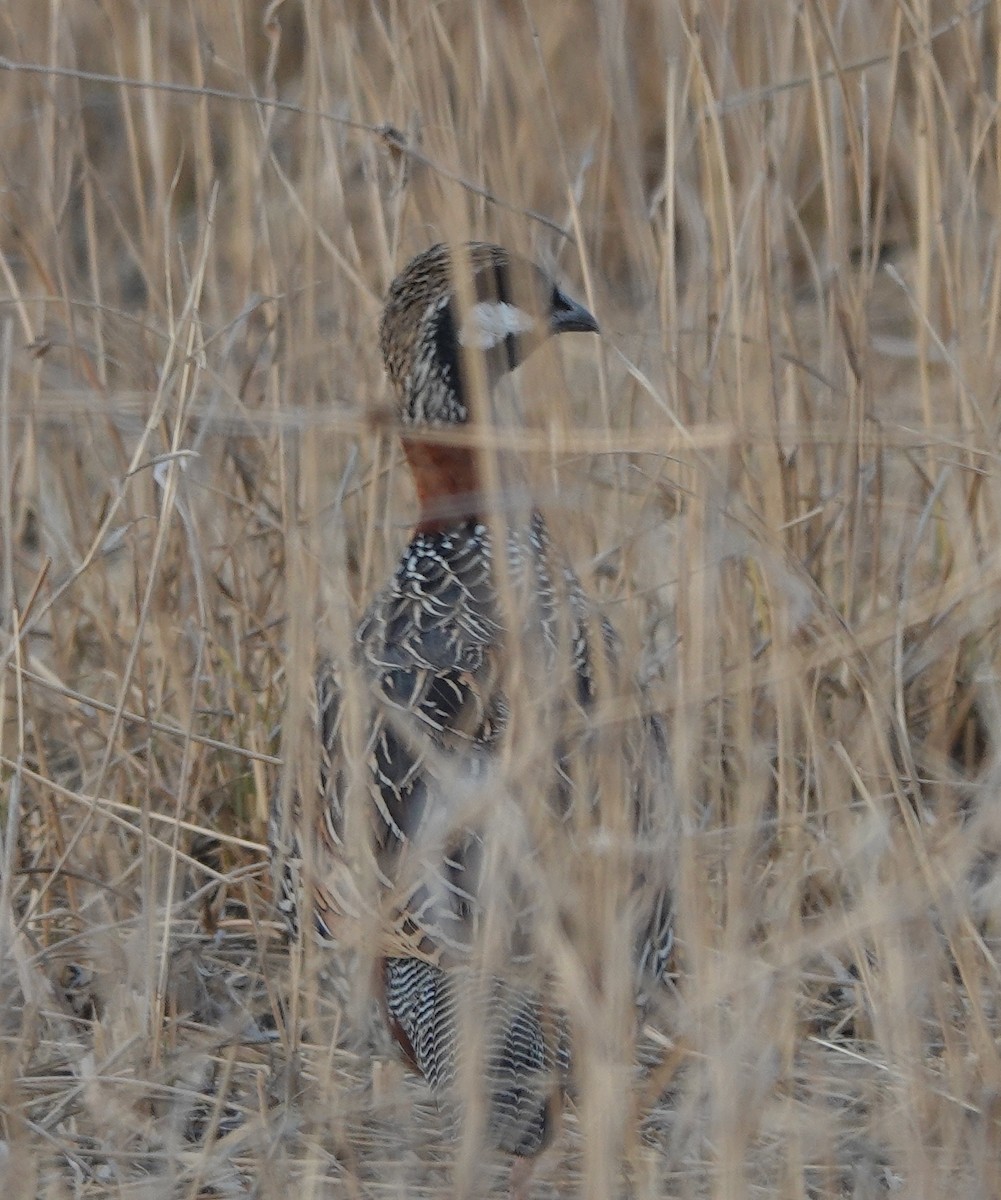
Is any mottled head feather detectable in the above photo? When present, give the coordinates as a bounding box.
[379,242,598,427]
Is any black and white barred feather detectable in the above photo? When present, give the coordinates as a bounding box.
[383,956,569,1158]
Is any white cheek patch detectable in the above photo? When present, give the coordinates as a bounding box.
[458,301,537,349]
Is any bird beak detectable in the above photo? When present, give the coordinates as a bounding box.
[550,289,599,336]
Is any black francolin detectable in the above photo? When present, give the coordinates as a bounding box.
[270,242,673,1197]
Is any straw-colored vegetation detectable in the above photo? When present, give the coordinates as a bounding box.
[2,1,1001,1196]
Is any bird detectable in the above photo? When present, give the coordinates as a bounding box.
[270,242,673,1197]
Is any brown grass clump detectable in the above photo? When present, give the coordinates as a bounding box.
[2,2,1001,1196]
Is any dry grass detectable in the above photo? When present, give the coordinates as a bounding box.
[2,1,1001,1196]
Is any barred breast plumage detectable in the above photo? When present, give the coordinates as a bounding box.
[270,242,673,1195]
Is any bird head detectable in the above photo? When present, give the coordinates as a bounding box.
[379,242,599,428]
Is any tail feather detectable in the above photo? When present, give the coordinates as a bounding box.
[382,956,567,1159]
